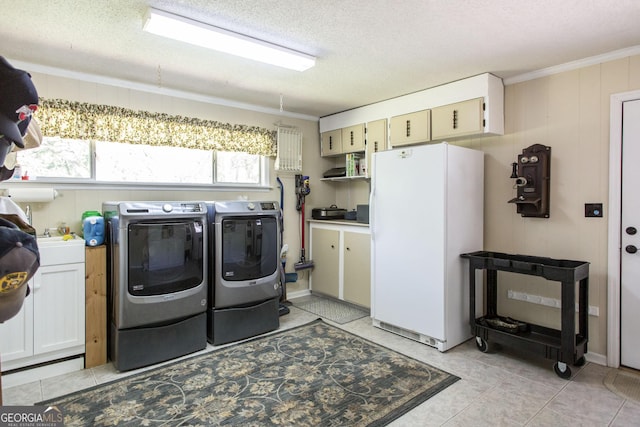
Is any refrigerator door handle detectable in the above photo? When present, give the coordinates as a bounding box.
[369,161,375,240]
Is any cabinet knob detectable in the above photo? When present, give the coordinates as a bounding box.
[346,247,351,251]
[626,245,638,254]
[330,244,335,249]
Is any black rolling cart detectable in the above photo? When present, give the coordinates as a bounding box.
[461,251,589,379]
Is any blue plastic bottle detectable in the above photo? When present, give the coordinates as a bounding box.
[83,215,104,246]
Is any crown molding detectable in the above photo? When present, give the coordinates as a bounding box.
[504,45,640,85]
[8,58,319,122]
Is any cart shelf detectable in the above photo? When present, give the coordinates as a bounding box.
[461,251,589,379]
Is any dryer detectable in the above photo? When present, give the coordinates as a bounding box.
[206,201,281,345]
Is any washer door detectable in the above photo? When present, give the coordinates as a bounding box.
[221,216,278,281]
[128,219,205,296]
[215,215,280,307]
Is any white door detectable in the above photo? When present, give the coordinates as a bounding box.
[33,263,85,355]
[621,99,640,370]
[371,145,446,339]
[0,282,34,362]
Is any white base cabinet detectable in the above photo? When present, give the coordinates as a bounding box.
[309,221,371,308]
[0,241,85,372]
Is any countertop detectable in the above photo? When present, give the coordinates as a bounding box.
[308,218,369,227]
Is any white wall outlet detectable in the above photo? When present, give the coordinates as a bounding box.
[528,295,542,304]
[508,289,598,316]
[540,297,556,308]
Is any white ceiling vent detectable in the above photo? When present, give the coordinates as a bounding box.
[275,127,302,172]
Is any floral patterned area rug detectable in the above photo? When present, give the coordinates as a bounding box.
[38,319,459,426]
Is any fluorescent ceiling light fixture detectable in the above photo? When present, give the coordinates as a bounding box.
[143,8,316,72]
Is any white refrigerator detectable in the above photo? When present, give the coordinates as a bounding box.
[370,142,484,351]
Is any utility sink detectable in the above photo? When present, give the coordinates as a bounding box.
[36,235,85,266]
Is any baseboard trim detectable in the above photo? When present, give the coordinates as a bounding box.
[2,357,85,388]
[586,351,607,367]
[287,289,311,300]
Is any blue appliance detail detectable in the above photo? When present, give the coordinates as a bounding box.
[83,216,105,246]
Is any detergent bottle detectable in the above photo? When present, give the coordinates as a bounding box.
[82,211,104,246]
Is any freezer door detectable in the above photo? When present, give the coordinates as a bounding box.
[371,144,447,340]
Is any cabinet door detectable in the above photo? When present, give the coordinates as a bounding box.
[365,119,387,178]
[431,97,484,140]
[320,129,343,157]
[0,282,34,362]
[390,109,431,147]
[341,124,365,154]
[343,231,371,308]
[33,263,85,355]
[310,228,340,298]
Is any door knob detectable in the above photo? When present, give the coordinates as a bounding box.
[626,227,637,235]
[625,245,638,254]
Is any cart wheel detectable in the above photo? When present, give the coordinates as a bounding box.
[475,336,488,353]
[573,356,586,367]
[554,362,572,379]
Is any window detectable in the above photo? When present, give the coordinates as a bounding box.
[16,137,91,179]
[15,137,268,186]
[28,98,276,186]
[95,141,213,184]
[215,151,262,184]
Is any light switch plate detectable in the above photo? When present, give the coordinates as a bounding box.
[585,203,603,218]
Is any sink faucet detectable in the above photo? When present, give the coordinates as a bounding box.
[25,204,32,225]
[43,228,51,238]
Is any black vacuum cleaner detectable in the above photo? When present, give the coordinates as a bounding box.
[294,174,314,271]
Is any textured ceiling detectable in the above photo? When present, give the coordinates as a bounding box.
[1,0,640,118]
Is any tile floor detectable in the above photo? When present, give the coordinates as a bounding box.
[3,301,640,426]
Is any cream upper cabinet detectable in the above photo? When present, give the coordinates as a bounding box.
[320,124,368,179]
[431,97,484,140]
[320,129,342,157]
[390,109,431,147]
[319,73,504,142]
[365,118,387,178]
[366,119,387,153]
[341,123,365,154]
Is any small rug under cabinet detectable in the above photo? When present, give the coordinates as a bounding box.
[292,294,369,324]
